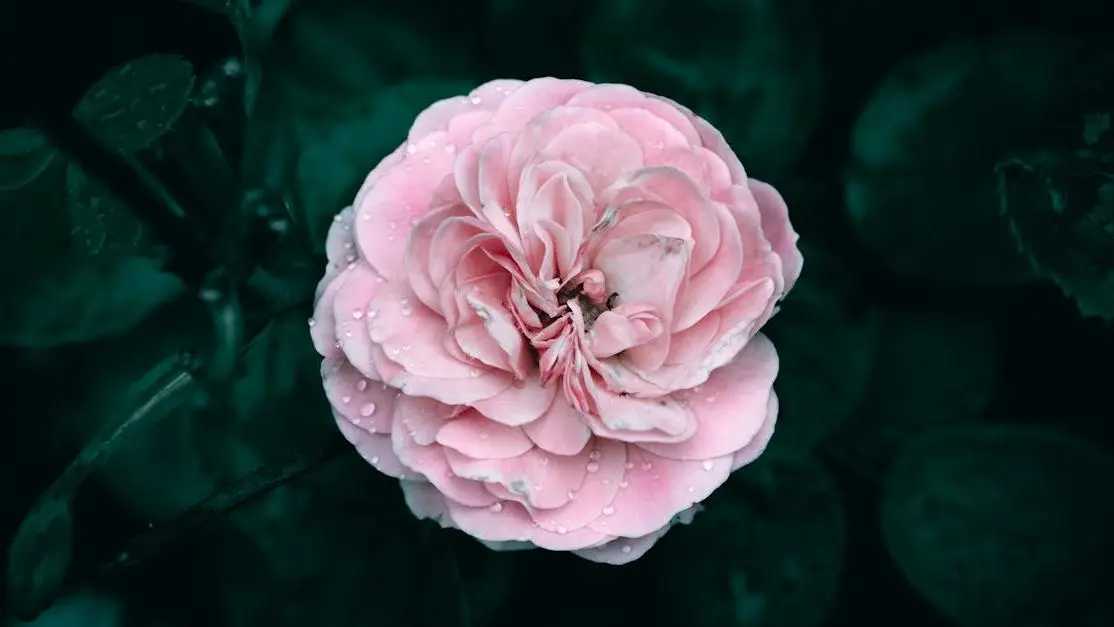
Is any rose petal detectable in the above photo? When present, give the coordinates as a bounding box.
[330,263,386,377]
[322,358,397,435]
[333,410,407,478]
[436,410,534,459]
[640,334,779,460]
[470,377,557,426]
[522,398,593,455]
[749,179,803,293]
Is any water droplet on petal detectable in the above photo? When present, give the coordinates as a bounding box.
[400,304,413,316]
[489,502,503,513]
[702,460,715,471]
[687,485,695,493]
[586,462,600,473]
[360,402,377,417]
[351,309,365,320]
[367,309,379,319]
[641,462,653,471]
[619,479,629,488]
[602,505,615,516]
[625,462,634,469]
[469,367,481,378]
[371,456,380,464]
[479,432,489,440]
[567,490,577,500]
[341,396,351,404]
[356,379,368,391]
[588,450,601,461]
[621,545,632,554]
[470,95,482,105]
[307,317,317,327]
[406,143,417,154]
[556,525,568,534]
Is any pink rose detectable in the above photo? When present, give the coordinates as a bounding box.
[310,78,802,564]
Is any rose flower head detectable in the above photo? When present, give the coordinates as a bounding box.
[310,78,802,564]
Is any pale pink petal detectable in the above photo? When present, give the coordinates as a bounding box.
[567,85,701,145]
[446,500,611,550]
[436,410,534,459]
[574,506,699,565]
[640,334,779,460]
[589,447,731,537]
[608,108,691,164]
[586,380,695,440]
[489,77,593,130]
[522,398,593,455]
[462,282,531,378]
[542,123,644,194]
[330,263,386,377]
[353,147,405,209]
[354,132,455,281]
[310,270,347,360]
[673,204,744,333]
[366,282,475,380]
[444,445,590,510]
[400,480,455,528]
[749,179,803,292]
[470,377,557,426]
[391,403,498,508]
[732,391,778,471]
[323,206,359,273]
[333,410,407,478]
[588,305,665,358]
[593,233,688,328]
[528,438,626,533]
[322,358,397,435]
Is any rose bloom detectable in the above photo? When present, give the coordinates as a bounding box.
[310,78,802,564]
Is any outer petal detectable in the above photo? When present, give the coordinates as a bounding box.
[574,506,699,565]
[522,397,593,455]
[332,410,407,478]
[322,358,397,435]
[588,446,731,538]
[749,179,803,292]
[640,334,779,460]
[330,263,386,377]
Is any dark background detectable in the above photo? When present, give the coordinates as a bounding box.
[2,0,1113,626]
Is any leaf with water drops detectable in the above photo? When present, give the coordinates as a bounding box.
[0,126,56,190]
[845,34,1099,285]
[882,424,1114,627]
[73,54,196,153]
[764,242,881,454]
[649,454,846,627]
[293,80,473,253]
[65,161,157,257]
[823,310,997,476]
[6,496,74,620]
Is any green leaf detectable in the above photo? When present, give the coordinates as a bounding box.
[825,311,997,475]
[581,0,822,177]
[74,54,196,153]
[998,149,1114,320]
[65,161,157,257]
[0,126,56,190]
[651,454,846,627]
[293,80,473,252]
[846,34,1094,285]
[882,425,1114,627]
[6,497,74,620]
[764,243,881,454]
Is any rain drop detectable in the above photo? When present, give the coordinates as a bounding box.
[588,450,601,461]
[641,462,653,471]
[368,309,379,319]
[356,379,368,391]
[586,462,600,473]
[488,502,503,513]
[351,309,365,320]
[341,396,352,404]
[470,95,482,105]
[619,479,629,488]
[360,402,377,417]
[406,143,417,154]
[469,368,482,378]
[625,462,634,469]
[602,505,615,516]
[421,157,432,165]
[567,490,577,500]
[556,525,568,534]
[479,432,489,440]
[620,545,632,554]
[702,460,715,471]
[307,318,317,327]
[400,304,413,316]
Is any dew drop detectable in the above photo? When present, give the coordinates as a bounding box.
[389,221,397,231]
[602,505,615,516]
[387,235,395,242]
[641,462,653,471]
[351,309,365,320]
[687,485,695,493]
[567,490,577,500]
[400,304,413,316]
[360,402,377,417]
[479,432,489,440]
[556,525,568,534]
[621,545,632,554]
[307,317,317,327]
[702,460,715,471]
[469,367,482,378]
[371,456,380,464]
[421,157,432,165]
[341,396,352,404]
[406,143,417,154]
[624,462,634,469]
[489,502,503,513]
[367,309,379,319]
[356,379,368,392]
[470,95,482,105]
[588,450,601,461]
[705,395,718,403]
[402,343,412,352]
[586,462,600,473]
[619,479,629,488]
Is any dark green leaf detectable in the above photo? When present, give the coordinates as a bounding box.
[0,126,56,190]
[651,453,846,627]
[846,34,1094,285]
[998,149,1114,320]
[66,161,157,257]
[74,55,196,153]
[825,311,997,475]
[6,496,74,620]
[581,0,822,177]
[765,243,881,454]
[882,425,1114,626]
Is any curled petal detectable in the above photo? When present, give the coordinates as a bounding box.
[322,358,397,435]
[522,398,592,455]
[749,179,803,293]
[436,411,534,459]
[470,377,557,426]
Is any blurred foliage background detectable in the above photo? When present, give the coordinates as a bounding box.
[2,0,1114,626]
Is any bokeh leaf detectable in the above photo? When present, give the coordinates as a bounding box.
[581,0,822,177]
[882,424,1114,626]
[6,497,74,620]
[74,54,196,153]
[0,126,56,190]
[825,311,997,475]
[998,148,1114,320]
[649,453,846,627]
[765,243,881,454]
[846,34,1095,285]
